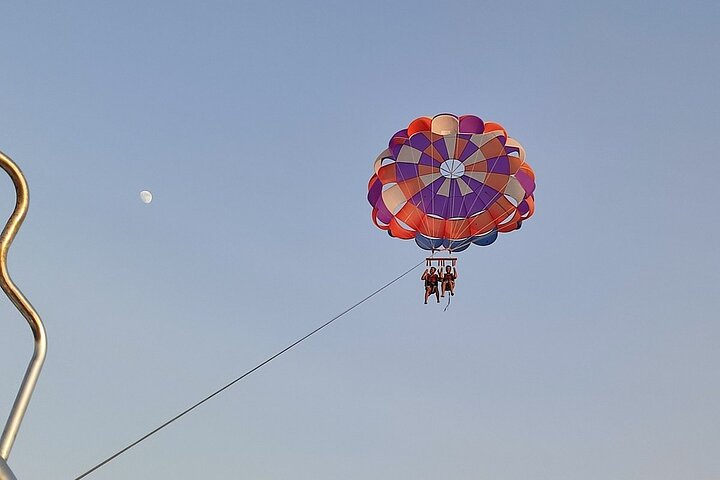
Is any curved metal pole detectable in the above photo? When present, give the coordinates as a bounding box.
[0,150,47,469]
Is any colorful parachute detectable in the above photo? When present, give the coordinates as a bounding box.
[367,114,535,252]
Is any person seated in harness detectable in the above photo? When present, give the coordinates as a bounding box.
[440,265,457,297]
[421,267,440,304]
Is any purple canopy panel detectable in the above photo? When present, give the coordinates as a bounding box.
[410,177,445,217]
[457,139,480,162]
[395,162,419,181]
[462,193,487,217]
[518,200,530,215]
[456,196,469,219]
[461,176,491,215]
[460,183,502,216]
[368,177,382,205]
[389,142,403,159]
[429,194,450,218]
[459,115,485,133]
[408,132,432,151]
[486,156,511,175]
[462,175,485,192]
[418,152,439,166]
[515,170,535,195]
[374,199,393,225]
[432,137,450,161]
[479,187,502,207]
[448,179,462,198]
[388,129,408,149]
[446,180,466,218]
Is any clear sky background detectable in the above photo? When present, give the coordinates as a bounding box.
[0,1,718,479]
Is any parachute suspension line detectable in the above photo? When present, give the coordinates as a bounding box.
[394,142,419,244]
[432,128,437,243]
[448,131,458,245]
[416,133,432,246]
[462,133,522,237]
[72,260,425,480]
[443,293,451,312]
[426,248,435,267]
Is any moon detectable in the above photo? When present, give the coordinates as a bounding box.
[140,190,153,204]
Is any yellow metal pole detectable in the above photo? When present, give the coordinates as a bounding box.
[0,150,47,471]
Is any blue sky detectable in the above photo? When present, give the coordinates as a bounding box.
[1,1,718,479]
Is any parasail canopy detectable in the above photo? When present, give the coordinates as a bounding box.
[368,113,535,252]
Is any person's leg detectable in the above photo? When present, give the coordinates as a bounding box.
[424,286,430,304]
[440,282,446,297]
[435,286,440,303]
